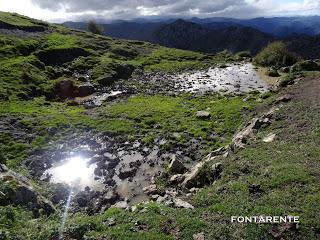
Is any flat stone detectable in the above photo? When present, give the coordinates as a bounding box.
[169,174,185,184]
[173,198,194,209]
[275,95,293,104]
[196,111,211,119]
[112,201,128,209]
[193,232,205,240]
[143,184,158,195]
[263,133,276,143]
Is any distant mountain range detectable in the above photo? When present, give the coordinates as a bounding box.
[63,16,320,58]
[188,16,320,37]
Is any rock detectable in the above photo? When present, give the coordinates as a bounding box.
[0,164,8,172]
[263,133,276,143]
[77,84,95,97]
[75,193,89,208]
[211,163,223,179]
[169,174,185,184]
[156,195,167,203]
[181,161,206,189]
[196,111,211,119]
[106,217,116,227]
[55,79,76,99]
[0,171,56,216]
[211,147,228,157]
[193,232,205,240]
[150,194,160,201]
[131,205,137,212]
[172,132,181,139]
[168,155,187,174]
[112,201,128,209]
[118,165,138,179]
[173,198,194,209]
[15,185,38,206]
[116,64,135,79]
[103,152,117,161]
[181,156,222,189]
[143,184,158,195]
[189,188,199,193]
[248,184,263,194]
[280,67,290,73]
[94,167,103,176]
[275,95,293,104]
[103,191,119,205]
[231,107,277,151]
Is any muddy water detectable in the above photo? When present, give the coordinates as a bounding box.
[41,135,165,205]
[172,63,269,94]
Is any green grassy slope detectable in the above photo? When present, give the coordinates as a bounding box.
[0,12,236,100]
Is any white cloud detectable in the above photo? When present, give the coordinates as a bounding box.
[0,0,319,22]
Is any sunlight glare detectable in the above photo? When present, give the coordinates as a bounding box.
[48,156,95,189]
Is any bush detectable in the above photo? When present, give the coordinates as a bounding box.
[267,67,280,77]
[254,41,298,67]
[87,20,103,35]
[279,73,296,87]
[291,60,320,72]
[237,51,251,58]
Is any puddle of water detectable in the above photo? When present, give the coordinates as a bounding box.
[173,63,269,94]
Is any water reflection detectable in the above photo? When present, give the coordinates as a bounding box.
[45,156,97,191]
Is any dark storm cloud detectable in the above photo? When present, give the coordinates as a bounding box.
[31,0,260,19]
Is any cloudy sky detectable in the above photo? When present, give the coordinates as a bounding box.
[0,0,319,22]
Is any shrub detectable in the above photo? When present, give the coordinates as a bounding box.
[254,41,298,67]
[87,20,104,35]
[279,73,296,87]
[267,67,280,77]
[237,51,251,58]
[291,60,320,72]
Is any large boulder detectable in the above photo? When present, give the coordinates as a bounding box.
[168,155,187,174]
[77,84,95,97]
[55,79,96,99]
[116,64,135,79]
[0,171,56,216]
[55,79,77,99]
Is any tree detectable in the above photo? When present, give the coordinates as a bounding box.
[87,20,104,35]
[254,41,298,67]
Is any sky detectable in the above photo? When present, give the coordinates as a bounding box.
[0,0,319,22]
